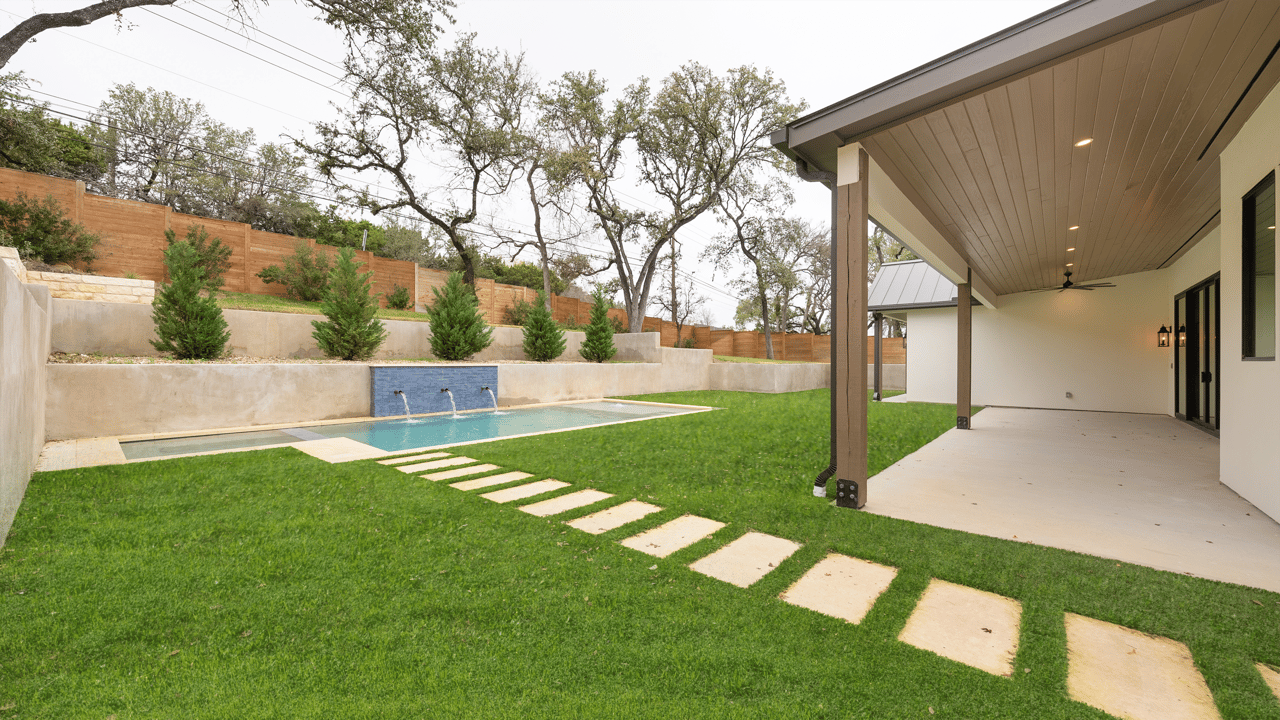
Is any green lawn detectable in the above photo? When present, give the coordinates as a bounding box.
[216,291,429,323]
[3,390,1278,718]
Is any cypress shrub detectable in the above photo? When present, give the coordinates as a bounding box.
[150,240,230,360]
[312,247,388,361]
[522,292,566,362]
[579,288,617,363]
[164,223,231,294]
[427,272,493,361]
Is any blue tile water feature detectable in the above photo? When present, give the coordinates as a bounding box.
[370,365,499,417]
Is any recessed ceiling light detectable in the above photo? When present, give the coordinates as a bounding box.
[1067,247,1076,251]
[1068,225,1079,231]
[1074,138,1093,147]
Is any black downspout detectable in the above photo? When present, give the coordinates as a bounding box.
[794,159,837,497]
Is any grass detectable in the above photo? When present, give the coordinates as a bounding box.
[216,291,428,323]
[713,355,815,364]
[3,390,1278,718]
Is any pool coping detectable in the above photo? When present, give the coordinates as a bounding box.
[37,399,718,470]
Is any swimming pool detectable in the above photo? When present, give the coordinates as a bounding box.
[119,401,710,460]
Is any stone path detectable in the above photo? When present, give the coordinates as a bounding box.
[369,449,1267,719]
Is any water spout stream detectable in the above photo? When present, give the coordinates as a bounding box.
[441,388,458,416]
[482,386,506,415]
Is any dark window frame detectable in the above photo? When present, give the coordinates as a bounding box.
[1242,171,1275,360]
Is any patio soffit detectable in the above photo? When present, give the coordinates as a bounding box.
[776,0,1280,295]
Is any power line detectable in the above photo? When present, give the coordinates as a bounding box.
[139,7,345,94]
[188,0,349,74]
[0,7,314,125]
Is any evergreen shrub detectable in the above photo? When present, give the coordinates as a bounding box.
[312,247,388,361]
[522,292,566,362]
[579,288,617,363]
[427,272,492,361]
[256,240,331,301]
[150,240,230,360]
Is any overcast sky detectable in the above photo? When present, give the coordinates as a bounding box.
[5,0,1059,325]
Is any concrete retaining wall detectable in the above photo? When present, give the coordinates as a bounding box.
[45,364,370,440]
[50,298,666,363]
[497,348,713,406]
[0,247,52,545]
[711,362,833,393]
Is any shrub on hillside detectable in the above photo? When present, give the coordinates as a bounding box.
[579,288,617,363]
[312,247,387,361]
[522,292,566,362]
[165,223,231,293]
[255,240,331,302]
[384,283,412,310]
[150,240,230,360]
[427,272,492,361]
[0,192,99,268]
[503,298,535,327]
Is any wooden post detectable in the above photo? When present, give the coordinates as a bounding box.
[873,311,883,402]
[957,268,972,429]
[835,146,870,509]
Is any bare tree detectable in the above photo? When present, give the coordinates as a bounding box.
[0,0,453,71]
[543,65,801,333]
[295,34,535,285]
[654,272,707,347]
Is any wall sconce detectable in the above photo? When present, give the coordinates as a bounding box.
[1177,325,1187,347]
[1157,325,1171,348]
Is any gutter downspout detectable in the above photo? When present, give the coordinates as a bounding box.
[793,158,837,498]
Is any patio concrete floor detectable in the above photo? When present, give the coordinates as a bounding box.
[864,406,1280,593]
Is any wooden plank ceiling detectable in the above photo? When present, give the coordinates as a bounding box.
[862,0,1280,295]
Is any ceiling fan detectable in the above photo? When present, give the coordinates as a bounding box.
[1033,270,1117,293]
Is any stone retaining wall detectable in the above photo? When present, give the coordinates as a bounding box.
[28,271,154,304]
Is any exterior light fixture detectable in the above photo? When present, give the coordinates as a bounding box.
[1067,247,1076,251]
[1074,138,1094,147]
[1177,325,1187,347]
[1066,262,1074,267]
[1068,225,1079,231]
[1157,325,1171,348]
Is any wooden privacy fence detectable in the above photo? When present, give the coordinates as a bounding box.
[0,166,870,363]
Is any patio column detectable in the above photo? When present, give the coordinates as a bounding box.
[835,145,870,508]
[957,268,972,429]
[873,311,883,402]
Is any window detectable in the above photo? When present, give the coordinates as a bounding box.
[1243,171,1275,359]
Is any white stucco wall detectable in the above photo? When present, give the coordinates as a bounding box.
[906,266,1174,413]
[1219,79,1280,523]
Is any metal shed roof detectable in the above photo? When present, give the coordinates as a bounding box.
[868,259,957,312]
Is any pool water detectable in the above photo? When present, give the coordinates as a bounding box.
[119,401,707,460]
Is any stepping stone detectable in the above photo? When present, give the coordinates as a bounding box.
[1065,613,1222,720]
[481,480,570,504]
[397,456,476,473]
[620,515,725,558]
[898,579,1021,677]
[565,501,663,535]
[425,464,500,481]
[1258,663,1280,703]
[451,471,533,491]
[378,452,449,466]
[520,489,614,517]
[293,437,389,463]
[779,553,897,624]
[689,532,801,587]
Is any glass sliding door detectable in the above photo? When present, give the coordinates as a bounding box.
[1174,274,1220,433]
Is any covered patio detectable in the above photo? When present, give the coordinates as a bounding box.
[867,406,1280,592]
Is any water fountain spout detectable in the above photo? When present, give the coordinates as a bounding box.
[440,388,458,415]
[393,390,412,420]
[481,386,500,411]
